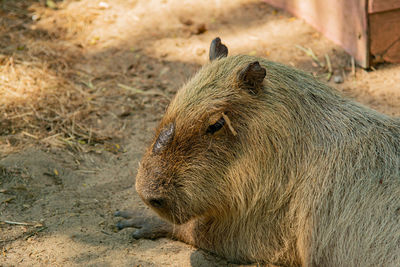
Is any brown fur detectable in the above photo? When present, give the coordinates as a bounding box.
[135,53,400,266]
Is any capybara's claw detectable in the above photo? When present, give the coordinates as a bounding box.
[114,211,123,217]
[113,209,170,236]
[116,221,124,230]
[114,210,142,230]
[116,219,137,230]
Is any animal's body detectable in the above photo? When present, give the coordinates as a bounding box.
[118,38,400,266]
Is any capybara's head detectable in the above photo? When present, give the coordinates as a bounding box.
[135,38,267,224]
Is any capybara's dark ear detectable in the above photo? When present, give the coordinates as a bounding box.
[209,37,228,61]
[238,61,266,94]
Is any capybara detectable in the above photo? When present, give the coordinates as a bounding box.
[117,38,400,266]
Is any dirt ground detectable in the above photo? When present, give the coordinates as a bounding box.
[0,0,399,266]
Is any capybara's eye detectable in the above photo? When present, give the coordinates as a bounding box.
[206,117,225,134]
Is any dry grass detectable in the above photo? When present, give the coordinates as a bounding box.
[0,1,140,155]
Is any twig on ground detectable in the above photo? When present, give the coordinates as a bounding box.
[1,220,43,227]
[101,230,112,235]
[351,56,356,77]
[295,45,325,67]
[324,53,332,81]
[24,226,48,240]
[0,197,15,204]
[76,169,97,173]
[21,131,39,140]
[118,83,169,99]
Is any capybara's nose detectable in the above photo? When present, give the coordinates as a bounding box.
[148,197,166,209]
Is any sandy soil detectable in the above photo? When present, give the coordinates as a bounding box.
[1,0,399,266]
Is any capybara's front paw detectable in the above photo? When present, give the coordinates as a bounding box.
[114,209,172,240]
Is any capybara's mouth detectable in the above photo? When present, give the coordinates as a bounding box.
[147,200,193,225]
[137,191,193,225]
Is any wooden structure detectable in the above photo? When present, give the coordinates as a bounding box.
[263,0,400,68]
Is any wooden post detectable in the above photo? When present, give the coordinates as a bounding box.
[262,0,369,67]
[369,3,400,64]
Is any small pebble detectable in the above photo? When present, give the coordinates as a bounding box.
[333,75,343,84]
[196,48,205,56]
[195,23,207,35]
[32,14,40,21]
[99,2,110,9]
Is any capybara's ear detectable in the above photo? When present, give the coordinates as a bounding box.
[209,37,228,61]
[238,61,266,94]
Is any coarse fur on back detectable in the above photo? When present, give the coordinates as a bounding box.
[134,38,400,266]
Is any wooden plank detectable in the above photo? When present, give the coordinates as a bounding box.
[263,0,369,68]
[369,8,400,63]
[368,0,400,14]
